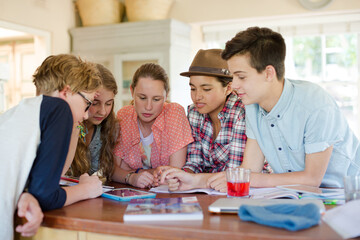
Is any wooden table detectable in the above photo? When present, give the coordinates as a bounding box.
[29,183,343,240]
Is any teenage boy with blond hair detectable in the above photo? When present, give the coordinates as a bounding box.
[0,54,103,240]
[221,27,360,188]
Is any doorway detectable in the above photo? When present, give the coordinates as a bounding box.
[0,22,50,113]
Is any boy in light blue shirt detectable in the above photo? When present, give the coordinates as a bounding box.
[221,27,360,188]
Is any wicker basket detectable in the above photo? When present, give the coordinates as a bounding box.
[76,0,124,26]
[125,0,174,22]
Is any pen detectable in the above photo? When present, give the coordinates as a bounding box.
[61,176,114,189]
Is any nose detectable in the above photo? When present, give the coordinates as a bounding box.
[145,99,152,111]
[232,77,242,90]
[195,90,203,101]
[99,105,106,115]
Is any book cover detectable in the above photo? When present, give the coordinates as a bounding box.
[123,196,204,222]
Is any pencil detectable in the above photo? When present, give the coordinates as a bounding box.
[61,176,79,183]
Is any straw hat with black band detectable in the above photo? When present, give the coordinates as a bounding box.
[180,49,232,79]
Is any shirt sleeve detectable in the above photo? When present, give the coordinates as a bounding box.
[245,113,255,139]
[184,140,205,173]
[304,105,344,154]
[27,96,73,211]
[183,106,204,173]
[165,103,194,156]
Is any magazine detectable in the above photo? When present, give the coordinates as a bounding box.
[123,196,204,221]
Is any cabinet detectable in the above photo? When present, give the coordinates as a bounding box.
[70,19,192,112]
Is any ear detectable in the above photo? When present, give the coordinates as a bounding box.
[58,85,71,100]
[264,65,277,82]
[225,82,233,96]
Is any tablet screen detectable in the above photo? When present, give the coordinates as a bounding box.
[107,189,152,197]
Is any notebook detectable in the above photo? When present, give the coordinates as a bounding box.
[208,198,326,214]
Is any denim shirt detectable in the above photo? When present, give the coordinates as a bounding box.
[245,78,360,187]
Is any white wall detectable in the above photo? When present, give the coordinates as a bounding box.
[1,0,359,54]
[0,0,75,54]
[169,0,360,24]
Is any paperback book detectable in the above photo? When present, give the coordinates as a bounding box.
[123,196,204,222]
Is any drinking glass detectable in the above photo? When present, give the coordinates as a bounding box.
[226,168,251,197]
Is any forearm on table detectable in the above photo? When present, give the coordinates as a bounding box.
[63,185,91,206]
[250,171,323,188]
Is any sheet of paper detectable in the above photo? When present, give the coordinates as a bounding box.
[322,199,360,239]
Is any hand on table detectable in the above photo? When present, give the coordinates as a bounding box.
[207,171,227,193]
[16,192,44,237]
[78,173,103,198]
[160,167,195,191]
[130,171,155,188]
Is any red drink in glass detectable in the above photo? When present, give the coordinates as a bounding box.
[227,181,250,197]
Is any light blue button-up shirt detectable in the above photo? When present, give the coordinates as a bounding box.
[245,79,360,187]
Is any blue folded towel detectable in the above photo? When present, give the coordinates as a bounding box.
[238,203,320,231]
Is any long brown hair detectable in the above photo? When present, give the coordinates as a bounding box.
[131,63,170,94]
[69,64,118,181]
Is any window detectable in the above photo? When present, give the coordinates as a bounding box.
[202,12,360,137]
[285,33,358,136]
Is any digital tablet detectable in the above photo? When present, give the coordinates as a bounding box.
[277,184,344,197]
[101,188,156,202]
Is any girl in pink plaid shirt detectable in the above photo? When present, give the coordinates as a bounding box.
[112,63,193,188]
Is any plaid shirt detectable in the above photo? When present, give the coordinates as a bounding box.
[184,92,247,173]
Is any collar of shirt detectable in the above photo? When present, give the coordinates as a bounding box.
[259,78,293,121]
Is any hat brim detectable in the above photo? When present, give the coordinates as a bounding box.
[180,71,232,79]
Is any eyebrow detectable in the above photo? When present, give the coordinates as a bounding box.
[233,70,246,74]
[189,83,213,87]
[137,93,164,98]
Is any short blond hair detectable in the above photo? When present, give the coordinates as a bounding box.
[33,54,102,95]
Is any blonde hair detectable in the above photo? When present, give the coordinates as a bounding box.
[70,64,119,181]
[33,54,101,95]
